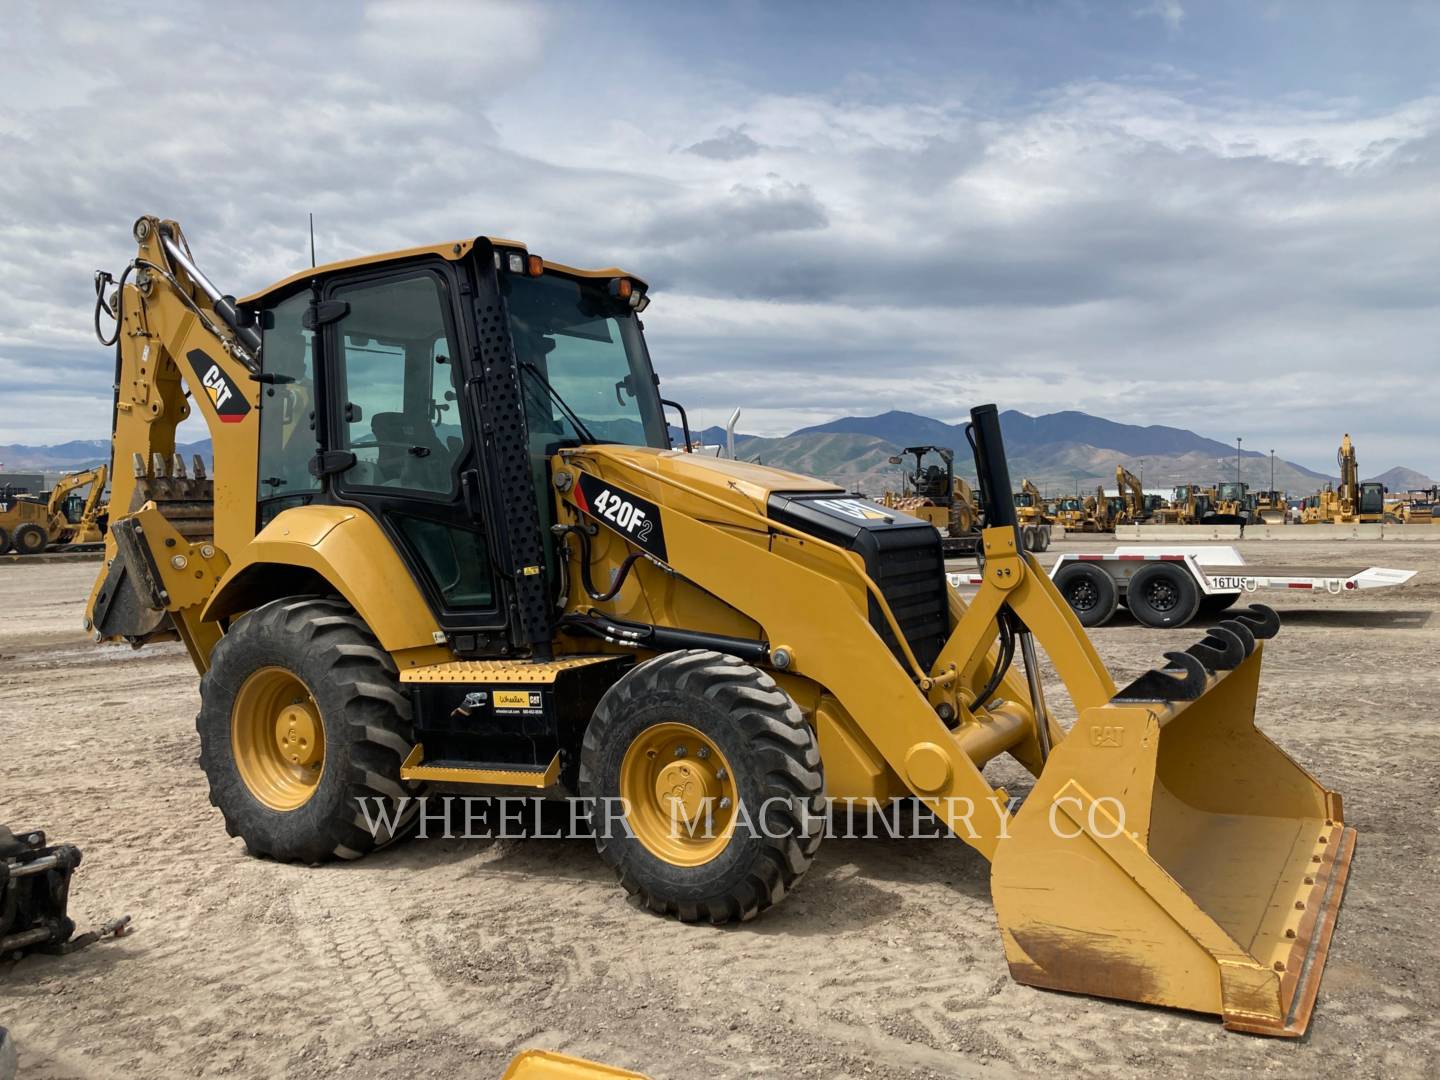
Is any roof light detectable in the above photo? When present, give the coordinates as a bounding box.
[527,254,544,276]
[507,252,525,274]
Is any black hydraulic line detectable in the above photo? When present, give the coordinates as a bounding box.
[555,523,646,602]
[561,610,771,665]
[970,610,1016,714]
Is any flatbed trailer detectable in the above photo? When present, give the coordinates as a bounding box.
[948,545,1416,628]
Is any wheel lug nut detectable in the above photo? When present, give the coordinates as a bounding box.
[718,797,731,810]
[696,747,710,759]
[715,767,726,780]
[674,746,687,758]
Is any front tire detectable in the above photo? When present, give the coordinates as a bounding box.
[12,524,46,555]
[197,596,421,862]
[580,650,824,924]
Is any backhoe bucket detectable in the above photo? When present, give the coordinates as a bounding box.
[991,612,1354,1036]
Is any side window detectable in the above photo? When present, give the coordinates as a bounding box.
[257,292,321,504]
[333,273,463,496]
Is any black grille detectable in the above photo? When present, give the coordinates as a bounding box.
[766,492,950,674]
[870,534,948,671]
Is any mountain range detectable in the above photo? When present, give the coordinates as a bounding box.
[4,410,1431,497]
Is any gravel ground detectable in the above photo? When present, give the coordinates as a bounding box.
[1,539,1436,1079]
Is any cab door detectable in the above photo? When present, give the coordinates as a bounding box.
[319,261,507,643]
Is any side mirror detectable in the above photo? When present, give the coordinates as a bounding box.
[887,455,903,465]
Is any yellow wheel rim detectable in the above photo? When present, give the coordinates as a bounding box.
[619,722,738,867]
[231,666,325,811]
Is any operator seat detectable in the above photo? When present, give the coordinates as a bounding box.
[370,412,450,491]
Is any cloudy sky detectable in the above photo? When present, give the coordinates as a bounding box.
[2,0,1437,473]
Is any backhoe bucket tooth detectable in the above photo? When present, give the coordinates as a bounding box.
[992,640,1354,1036]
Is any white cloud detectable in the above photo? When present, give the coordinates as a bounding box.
[0,3,1437,473]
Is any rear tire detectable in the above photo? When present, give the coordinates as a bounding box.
[197,595,422,862]
[1053,563,1119,627]
[1125,563,1200,628]
[580,649,824,924]
[12,524,46,555]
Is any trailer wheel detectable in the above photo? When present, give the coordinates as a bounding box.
[1198,593,1239,617]
[12,524,47,555]
[580,649,824,924]
[196,595,422,863]
[1053,563,1118,627]
[1126,563,1200,628]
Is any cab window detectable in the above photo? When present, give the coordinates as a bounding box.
[332,272,463,497]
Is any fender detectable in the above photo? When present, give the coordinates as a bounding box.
[201,505,442,654]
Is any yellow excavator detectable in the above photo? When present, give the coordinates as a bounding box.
[1302,435,1385,524]
[1114,465,1149,525]
[0,465,108,554]
[85,216,1354,1037]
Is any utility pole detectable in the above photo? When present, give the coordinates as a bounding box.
[1270,449,1275,494]
[1236,437,1243,484]
[1139,459,1144,491]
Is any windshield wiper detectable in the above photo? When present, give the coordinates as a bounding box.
[520,361,599,444]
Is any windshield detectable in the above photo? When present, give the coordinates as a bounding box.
[1218,482,1243,501]
[503,270,668,449]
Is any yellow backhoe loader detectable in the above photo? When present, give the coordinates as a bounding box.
[0,465,108,554]
[85,216,1354,1037]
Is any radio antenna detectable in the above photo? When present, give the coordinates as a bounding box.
[309,213,317,268]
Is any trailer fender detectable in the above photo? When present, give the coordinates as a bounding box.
[201,505,441,653]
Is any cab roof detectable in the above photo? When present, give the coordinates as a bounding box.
[239,237,645,306]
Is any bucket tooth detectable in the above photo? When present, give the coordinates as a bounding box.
[1186,624,1248,672]
[1232,604,1280,641]
[131,452,146,478]
[171,453,187,479]
[192,455,207,480]
[1113,650,1207,702]
[151,452,167,478]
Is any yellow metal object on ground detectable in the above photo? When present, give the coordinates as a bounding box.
[619,722,737,866]
[231,667,325,811]
[501,1050,650,1079]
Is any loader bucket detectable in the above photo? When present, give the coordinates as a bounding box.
[991,609,1355,1036]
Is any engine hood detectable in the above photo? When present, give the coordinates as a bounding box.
[563,444,841,521]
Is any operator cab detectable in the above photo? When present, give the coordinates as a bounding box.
[247,239,673,649]
[1357,482,1385,517]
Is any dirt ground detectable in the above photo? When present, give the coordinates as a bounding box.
[2,539,1437,1079]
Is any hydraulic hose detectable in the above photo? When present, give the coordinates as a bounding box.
[970,610,1016,714]
[554,523,646,603]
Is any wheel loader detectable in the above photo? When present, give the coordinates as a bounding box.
[85,217,1355,1036]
